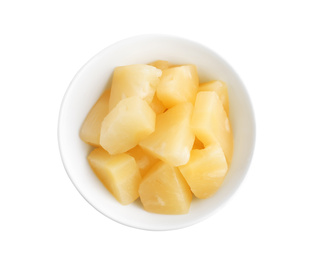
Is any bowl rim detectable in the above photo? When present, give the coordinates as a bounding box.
[57,34,256,231]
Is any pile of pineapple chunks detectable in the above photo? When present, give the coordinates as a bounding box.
[80,60,233,215]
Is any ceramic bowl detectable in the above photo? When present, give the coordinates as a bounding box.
[58,34,256,231]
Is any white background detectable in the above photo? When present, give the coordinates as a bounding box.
[1,0,311,259]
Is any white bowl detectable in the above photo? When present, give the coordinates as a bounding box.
[58,34,256,231]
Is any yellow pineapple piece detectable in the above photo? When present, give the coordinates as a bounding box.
[191,91,233,163]
[109,64,162,110]
[80,89,110,146]
[127,146,158,177]
[139,102,195,166]
[156,65,199,108]
[88,148,141,205]
[199,80,229,115]
[139,161,192,214]
[178,143,228,199]
[100,96,156,155]
[149,94,166,114]
[149,60,170,70]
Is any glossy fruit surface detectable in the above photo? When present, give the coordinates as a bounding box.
[139,102,195,166]
[100,96,156,154]
[156,65,199,108]
[127,145,158,177]
[109,64,162,110]
[80,89,110,146]
[179,143,228,199]
[191,91,233,163]
[199,80,229,115]
[139,161,192,214]
[88,148,141,205]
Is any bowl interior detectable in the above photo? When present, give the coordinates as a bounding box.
[58,35,255,231]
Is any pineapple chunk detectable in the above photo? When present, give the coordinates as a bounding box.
[139,102,195,167]
[88,148,141,205]
[127,146,158,177]
[199,80,229,115]
[139,161,192,214]
[191,91,233,163]
[178,143,228,199]
[156,65,199,108]
[149,94,166,114]
[109,64,162,110]
[80,89,110,146]
[100,96,156,155]
[149,60,170,70]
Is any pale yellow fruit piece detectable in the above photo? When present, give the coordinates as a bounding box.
[109,64,162,110]
[149,60,170,70]
[149,94,166,114]
[139,102,195,167]
[191,91,233,163]
[100,96,156,155]
[156,65,199,108]
[139,161,192,214]
[80,89,110,146]
[127,146,158,177]
[88,148,141,205]
[178,143,228,199]
[199,80,229,115]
